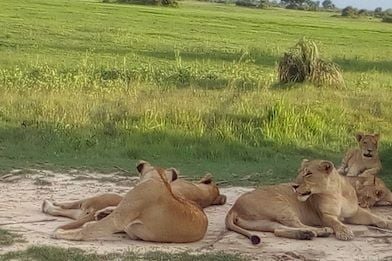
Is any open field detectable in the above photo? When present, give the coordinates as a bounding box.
[0,0,391,186]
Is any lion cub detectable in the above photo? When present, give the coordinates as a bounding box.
[226,159,392,244]
[337,133,381,177]
[347,176,392,208]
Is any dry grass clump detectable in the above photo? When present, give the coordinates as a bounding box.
[278,38,344,87]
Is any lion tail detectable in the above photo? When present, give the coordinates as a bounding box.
[225,209,261,245]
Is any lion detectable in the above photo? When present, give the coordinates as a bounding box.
[347,176,392,208]
[226,159,392,244]
[42,173,226,229]
[50,161,208,243]
[337,133,381,177]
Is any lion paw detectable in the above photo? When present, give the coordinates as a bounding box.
[297,230,316,240]
[42,200,53,213]
[335,227,354,241]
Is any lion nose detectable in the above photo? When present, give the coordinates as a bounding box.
[292,184,300,190]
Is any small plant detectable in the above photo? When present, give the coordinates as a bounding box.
[278,38,344,87]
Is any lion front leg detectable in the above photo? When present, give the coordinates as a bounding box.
[321,214,354,241]
[359,167,381,178]
[345,207,392,229]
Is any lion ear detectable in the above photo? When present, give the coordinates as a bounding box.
[199,173,213,184]
[319,161,334,174]
[375,189,385,199]
[301,159,309,167]
[373,133,380,142]
[166,168,178,182]
[356,132,364,142]
[136,160,149,174]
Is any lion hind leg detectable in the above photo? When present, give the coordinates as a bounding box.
[345,208,392,229]
[237,218,316,240]
[124,220,153,241]
[52,215,122,241]
[53,199,83,209]
[42,200,82,219]
[279,218,333,238]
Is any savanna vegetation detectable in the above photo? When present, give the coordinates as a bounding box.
[0,0,391,187]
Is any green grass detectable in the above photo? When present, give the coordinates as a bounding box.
[0,0,391,186]
[0,229,24,246]
[0,246,245,261]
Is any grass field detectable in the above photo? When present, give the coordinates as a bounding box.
[0,0,391,186]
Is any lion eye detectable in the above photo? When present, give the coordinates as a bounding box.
[304,172,312,177]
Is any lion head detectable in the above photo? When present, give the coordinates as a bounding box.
[354,176,389,208]
[136,160,178,183]
[198,173,227,205]
[293,159,336,202]
[356,185,385,208]
[356,133,379,159]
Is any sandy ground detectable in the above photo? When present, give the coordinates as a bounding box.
[1,170,392,260]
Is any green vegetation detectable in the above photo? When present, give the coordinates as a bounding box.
[0,229,23,246]
[0,246,245,261]
[278,38,343,86]
[0,0,391,186]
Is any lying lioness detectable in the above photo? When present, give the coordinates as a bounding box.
[226,159,392,244]
[347,176,392,208]
[51,161,208,242]
[338,133,381,177]
[42,173,226,229]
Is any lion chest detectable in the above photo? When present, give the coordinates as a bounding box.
[339,193,358,218]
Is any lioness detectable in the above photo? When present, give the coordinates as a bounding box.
[337,133,381,177]
[347,176,392,208]
[226,159,392,244]
[51,161,208,242]
[42,173,226,229]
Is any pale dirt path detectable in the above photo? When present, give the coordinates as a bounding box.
[1,170,392,260]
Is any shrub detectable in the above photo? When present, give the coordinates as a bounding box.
[278,38,344,87]
[107,0,178,6]
[341,6,358,17]
[382,15,392,23]
[235,0,257,7]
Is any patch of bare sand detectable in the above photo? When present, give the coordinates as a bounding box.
[1,171,392,260]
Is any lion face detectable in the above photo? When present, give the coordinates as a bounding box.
[354,177,386,208]
[356,133,379,159]
[136,160,178,183]
[356,185,385,208]
[293,159,335,202]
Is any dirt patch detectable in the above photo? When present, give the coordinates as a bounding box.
[1,171,392,260]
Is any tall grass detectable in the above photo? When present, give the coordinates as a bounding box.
[0,0,391,186]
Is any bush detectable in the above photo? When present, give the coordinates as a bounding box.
[107,0,178,6]
[278,38,344,87]
[341,6,358,17]
[235,0,268,8]
[382,15,392,23]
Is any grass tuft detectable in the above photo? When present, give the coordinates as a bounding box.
[278,38,344,87]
